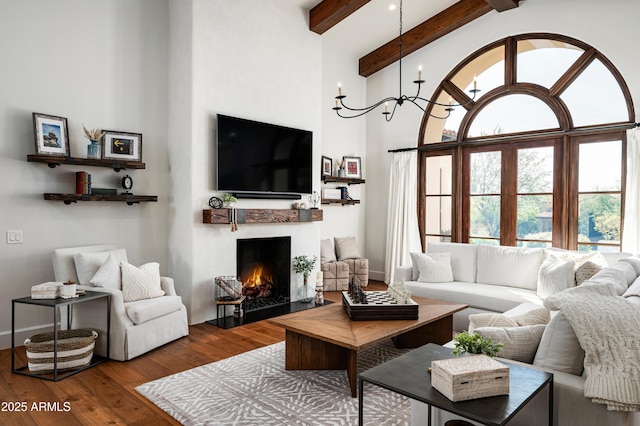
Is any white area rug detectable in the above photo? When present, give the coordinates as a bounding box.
[136,341,411,425]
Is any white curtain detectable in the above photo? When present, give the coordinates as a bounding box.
[385,151,422,284]
[622,127,640,254]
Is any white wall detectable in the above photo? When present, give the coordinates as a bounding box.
[364,0,640,278]
[0,0,170,348]
[168,0,324,324]
[320,40,368,261]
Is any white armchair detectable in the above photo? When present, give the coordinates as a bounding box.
[52,244,189,361]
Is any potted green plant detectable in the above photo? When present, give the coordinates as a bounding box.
[292,255,317,303]
[451,331,503,357]
[222,193,237,207]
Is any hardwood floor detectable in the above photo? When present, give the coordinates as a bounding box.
[0,281,386,425]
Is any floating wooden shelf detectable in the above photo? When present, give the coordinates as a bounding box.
[203,208,323,224]
[28,155,145,172]
[321,199,360,205]
[321,176,365,185]
[44,193,157,205]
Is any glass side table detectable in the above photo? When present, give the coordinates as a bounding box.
[12,291,111,381]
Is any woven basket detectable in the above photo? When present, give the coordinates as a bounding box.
[25,329,98,374]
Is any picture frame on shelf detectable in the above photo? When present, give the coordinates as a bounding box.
[343,156,362,179]
[102,130,142,162]
[321,155,332,178]
[32,113,70,157]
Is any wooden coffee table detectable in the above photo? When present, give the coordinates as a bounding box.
[268,296,467,397]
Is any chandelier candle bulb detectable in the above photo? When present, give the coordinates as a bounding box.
[338,83,342,96]
[418,66,422,81]
[473,75,477,91]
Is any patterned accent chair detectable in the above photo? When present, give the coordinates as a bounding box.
[320,237,368,291]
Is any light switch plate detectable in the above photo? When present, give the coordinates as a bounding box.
[6,230,23,244]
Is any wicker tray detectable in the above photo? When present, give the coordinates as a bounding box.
[25,329,98,374]
[341,291,418,320]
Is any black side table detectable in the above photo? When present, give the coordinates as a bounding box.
[12,290,111,381]
[359,343,553,426]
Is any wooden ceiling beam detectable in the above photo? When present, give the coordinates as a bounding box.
[484,0,519,12]
[309,0,371,35]
[359,0,493,77]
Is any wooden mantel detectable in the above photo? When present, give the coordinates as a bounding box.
[203,208,323,225]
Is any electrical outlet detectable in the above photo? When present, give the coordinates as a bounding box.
[6,230,23,244]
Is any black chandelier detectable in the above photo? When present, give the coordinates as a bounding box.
[332,0,480,122]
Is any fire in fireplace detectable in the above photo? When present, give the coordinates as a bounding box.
[244,265,273,299]
[237,237,291,311]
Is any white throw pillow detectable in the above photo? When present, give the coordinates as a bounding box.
[89,254,121,290]
[74,248,128,285]
[474,324,546,363]
[320,239,337,263]
[533,311,585,375]
[121,262,165,302]
[334,237,360,260]
[537,254,575,299]
[468,313,518,334]
[623,275,640,298]
[476,245,543,290]
[508,307,550,326]
[413,252,454,283]
[427,242,478,283]
[619,256,640,275]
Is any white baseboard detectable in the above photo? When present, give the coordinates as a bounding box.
[369,270,385,282]
[0,323,56,351]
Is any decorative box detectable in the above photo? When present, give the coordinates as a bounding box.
[322,188,342,200]
[31,282,63,299]
[431,355,509,402]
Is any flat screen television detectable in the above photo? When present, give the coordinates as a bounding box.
[216,114,312,198]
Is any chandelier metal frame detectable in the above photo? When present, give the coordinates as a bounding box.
[332,0,480,122]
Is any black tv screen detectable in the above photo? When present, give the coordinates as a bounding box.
[216,114,312,196]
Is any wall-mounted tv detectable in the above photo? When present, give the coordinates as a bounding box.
[216,114,312,199]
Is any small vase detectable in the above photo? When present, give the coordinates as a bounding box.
[338,167,346,178]
[87,140,101,159]
[299,277,314,303]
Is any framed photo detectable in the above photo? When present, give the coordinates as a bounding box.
[102,130,142,162]
[321,156,333,178]
[343,156,362,179]
[32,113,70,156]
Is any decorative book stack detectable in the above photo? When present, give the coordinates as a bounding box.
[75,171,91,195]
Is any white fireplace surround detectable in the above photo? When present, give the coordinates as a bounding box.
[190,208,322,324]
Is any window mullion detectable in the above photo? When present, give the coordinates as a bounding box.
[501,147,517,245]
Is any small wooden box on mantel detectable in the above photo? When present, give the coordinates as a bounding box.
[431,355,509,402]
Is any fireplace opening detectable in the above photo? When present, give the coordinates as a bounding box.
[237,236,291,312]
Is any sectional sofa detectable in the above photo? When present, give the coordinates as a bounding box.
[397,242,640,426]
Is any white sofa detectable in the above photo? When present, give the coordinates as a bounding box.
[399,242,640,426]
[396,242,628,331]
[53,244,189,361]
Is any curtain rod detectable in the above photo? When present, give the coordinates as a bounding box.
[388,122,640,153]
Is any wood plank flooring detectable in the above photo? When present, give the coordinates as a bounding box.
[0,281,386,425]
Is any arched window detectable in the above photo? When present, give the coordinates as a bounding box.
[418,33,634,252]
